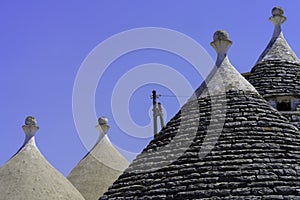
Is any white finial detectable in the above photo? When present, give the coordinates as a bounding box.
[96,116,110,136]
[210,30,232,66]
[270,7,286,38]
[22,116,39,145]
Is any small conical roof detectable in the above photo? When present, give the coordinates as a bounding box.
[247,7,300,97]
[256,7,299,65]
[0,116,85,200]
[67,117,129,200]
[100,31,300,199]
[195,30,258,98]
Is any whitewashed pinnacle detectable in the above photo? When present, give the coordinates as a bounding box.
[22,116,39,145]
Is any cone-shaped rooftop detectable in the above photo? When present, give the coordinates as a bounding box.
[0,116,85,200]
[100,31,300,199]
[246,7,300,98]
[67,117,129,200]
[195,30,258,98]
[256,7,299,64]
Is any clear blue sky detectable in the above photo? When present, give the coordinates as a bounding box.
[1,1,299,176]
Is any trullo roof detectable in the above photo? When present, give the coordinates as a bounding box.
[246,7,300,98]
[99,30,300,199]
[0,116,85,200]
[68,117,129,200]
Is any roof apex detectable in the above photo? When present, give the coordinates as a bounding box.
[0,117,85,200]
[68,118,129,200]
[196,30,258,98]
[256,7,300,64]
[210,30,232,66]
[22,116,39,146]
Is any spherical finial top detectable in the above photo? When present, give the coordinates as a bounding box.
[213,30,229,41]
[98,116,108,125]
[211,30,232,63]
[269,6,286,28]
[23,116,39,143]
[25,116,37,126]
[96,116,110,135]
[272,6,284,16]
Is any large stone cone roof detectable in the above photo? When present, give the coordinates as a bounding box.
[68,121,129,200]
[100,31,300,199]
[246,7,300,98]
[0,118,85,200]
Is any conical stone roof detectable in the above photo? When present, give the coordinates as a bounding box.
[100,31,300,199]
[67,117,129,200]
[246,7,300,98]
[0,116,85,200]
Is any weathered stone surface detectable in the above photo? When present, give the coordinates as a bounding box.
[246,60,300,98]
[68,119,129,200]
[99,89,300,199]
[244,7,300,130]
[0,133,85,200]
[99,27,300,199]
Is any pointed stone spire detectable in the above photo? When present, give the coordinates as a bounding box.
[68,116,129,200]
[246,7,300,99]
[256,6,300,64]
[0,116,85,200]
[196,30,258,97]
